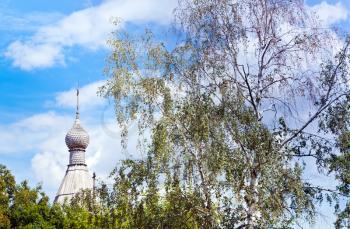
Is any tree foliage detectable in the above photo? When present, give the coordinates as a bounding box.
[0,165,62,228]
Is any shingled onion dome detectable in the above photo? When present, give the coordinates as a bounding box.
[65,89,90,151]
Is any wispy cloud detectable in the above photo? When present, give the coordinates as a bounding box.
[4,0,177,70]
[0,9,64,32]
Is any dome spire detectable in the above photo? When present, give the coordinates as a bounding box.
[76,88,80,119]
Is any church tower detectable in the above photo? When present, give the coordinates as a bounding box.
[54,89,93,203]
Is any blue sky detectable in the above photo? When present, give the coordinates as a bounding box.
[0,0,349,228]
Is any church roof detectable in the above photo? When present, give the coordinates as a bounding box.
[54,165,92,203]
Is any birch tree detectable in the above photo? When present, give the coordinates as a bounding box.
[101,0,350,227]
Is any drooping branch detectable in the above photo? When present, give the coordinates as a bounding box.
[281,93,350,148]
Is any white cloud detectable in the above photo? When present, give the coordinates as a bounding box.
[0,112,70,154]
[4,0,177,70]
[31,151,65,187]
[5,42,65,70]
[310,1,348,26]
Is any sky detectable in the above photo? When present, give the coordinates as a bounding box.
[0,0,349,228]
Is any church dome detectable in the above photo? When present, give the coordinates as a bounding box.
[65,118,89,151]
[65,89,89,151]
